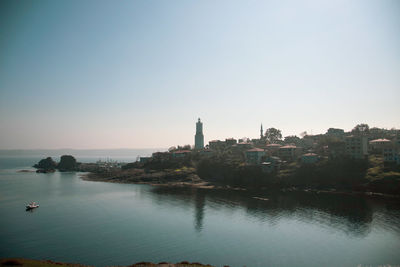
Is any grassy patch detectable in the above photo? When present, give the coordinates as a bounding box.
[366,155,400,181]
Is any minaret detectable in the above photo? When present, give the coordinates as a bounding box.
[260,123,263,139]
[195,118,204,150]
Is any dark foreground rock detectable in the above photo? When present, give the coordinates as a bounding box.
[0,258,216,267]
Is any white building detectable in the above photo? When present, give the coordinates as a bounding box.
[345,135,368,159]
[383,147,399,163]
[245,148,266,164]
[369,138,392,153]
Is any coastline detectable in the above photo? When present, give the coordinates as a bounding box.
[80,170,400,199]
[80,170,217,189]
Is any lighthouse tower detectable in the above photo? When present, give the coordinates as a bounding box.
[195,118,204,150]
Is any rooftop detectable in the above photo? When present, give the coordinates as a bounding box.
[370,138,391,143]
[173,150,191,154]
[247,148,265,152]
[266,144,282,147]
[303,153,318,156]
[280,145,297,149]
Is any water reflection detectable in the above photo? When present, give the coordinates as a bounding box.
[25,208,38,213]
[150,187,400,237]
[194,190,205,232]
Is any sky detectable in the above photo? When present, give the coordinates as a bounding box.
[0,0,399,149]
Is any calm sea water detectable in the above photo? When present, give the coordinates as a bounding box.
[1,152,400,267]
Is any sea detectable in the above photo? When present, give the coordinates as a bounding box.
[0,149,400,267]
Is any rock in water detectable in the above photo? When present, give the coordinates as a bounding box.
[33,157,57,171]
[57,155,77,171]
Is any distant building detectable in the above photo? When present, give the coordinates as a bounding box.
[302,135,326,149]
[265,143,282,156]
[251,138,261,144]
[200,149,214,157]
[279,145,302,161]
[327,141,345,158]
[152,152,171,161]
[209,140,225,150]
[345,135,368,159]
[301,153,319,164]
[394,137,400,147]
[264,156,282,165]
[225,138,237,146]
[383,147,399,163]
[172,150,191,158]
[234,142,252,150]
[245,148,266,164]
[261,156,282,173]
[261,162,274,173]
[369,138,392,153]
[326,128,345,138]
[194,118,204,149]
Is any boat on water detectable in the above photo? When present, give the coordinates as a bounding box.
[26,202,39,210]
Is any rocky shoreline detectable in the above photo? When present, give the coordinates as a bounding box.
[81,169,400,199]
[80,168,216,189]
[30,155,400,198]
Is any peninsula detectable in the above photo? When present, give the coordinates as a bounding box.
[34,121,400,197]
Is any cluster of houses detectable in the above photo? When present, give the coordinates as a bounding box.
[139,120,400,173]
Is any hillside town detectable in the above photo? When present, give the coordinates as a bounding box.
[33,119,400,196]
[139,119,400,172]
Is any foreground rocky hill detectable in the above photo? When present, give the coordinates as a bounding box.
[1,258,215,267]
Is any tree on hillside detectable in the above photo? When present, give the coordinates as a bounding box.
[264,128,282,143]
[284,135,301,145]
[239,137,250,143]
[352,123,369,134]
[299,131,308,138]
[177,144,191,150]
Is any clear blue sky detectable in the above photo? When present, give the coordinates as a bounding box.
[1,0,399,149]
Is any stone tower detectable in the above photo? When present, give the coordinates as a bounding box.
[195,118,204,150]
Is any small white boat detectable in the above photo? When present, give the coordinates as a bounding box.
[26,202,39,210]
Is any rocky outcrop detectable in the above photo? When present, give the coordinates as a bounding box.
[33,157,57,172]
[57,155,77,172]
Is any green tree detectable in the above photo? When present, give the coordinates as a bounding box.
[284,135,301,145]
[299,131,307,138]
[352,123,369,134]
[264,128,282,143]
[177,144,191,150]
